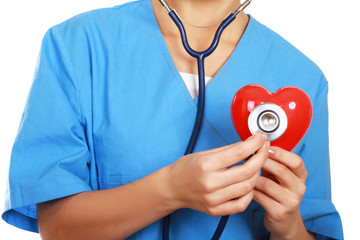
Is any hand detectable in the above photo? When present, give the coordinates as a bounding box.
[253,147,315,240]
[164,133,269,216]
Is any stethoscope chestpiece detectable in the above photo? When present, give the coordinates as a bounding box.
[247,103,288,141]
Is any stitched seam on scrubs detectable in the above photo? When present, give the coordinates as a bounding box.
[51,26,86,125]
[300,75,328,156]
[316,75,328,99]
[203,119,229,145]
[146,0,210,109]
[199,18,255,146]
[152,25,230,145]
[150,17,197,107]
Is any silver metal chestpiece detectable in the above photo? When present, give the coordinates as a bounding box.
[248,103,288,141]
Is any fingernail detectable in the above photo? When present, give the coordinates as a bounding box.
[268,148,275,156]
[261,133,268,141]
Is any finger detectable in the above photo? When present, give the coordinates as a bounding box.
[199,134,263,155]
[261,158,300,192]
[202,141,241,154]
[209,133,267,169]
[253,189,282,216]
[211,171,259,205]
[208,191,253,216]
[261,169,278,184]
[202,133,265,156]
[255,176,289,205]
[217,141,269,186]
[268,147,307,181]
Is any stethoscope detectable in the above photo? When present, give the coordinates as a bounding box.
[158,0,252,239]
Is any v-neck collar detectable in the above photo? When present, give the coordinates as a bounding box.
[146,0,255,104]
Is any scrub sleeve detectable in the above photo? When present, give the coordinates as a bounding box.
[297,78,343,239]
[2,27,93,232]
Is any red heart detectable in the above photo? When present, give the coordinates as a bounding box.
[231,84,313,151]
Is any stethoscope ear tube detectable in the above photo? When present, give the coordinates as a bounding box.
[168,11,236,60]
[160,1,251,239]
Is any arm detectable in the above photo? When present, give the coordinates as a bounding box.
[37,167,179,240]
[38,133,269,240]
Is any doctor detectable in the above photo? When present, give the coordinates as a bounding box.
[2,0,343,239]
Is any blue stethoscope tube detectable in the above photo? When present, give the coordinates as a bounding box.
[159,0,252,239]
[169,11,237,155]
[161,10,237,240]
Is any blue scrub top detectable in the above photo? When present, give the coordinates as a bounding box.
[2,0,343,239]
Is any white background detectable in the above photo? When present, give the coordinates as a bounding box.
[0,0,359,239]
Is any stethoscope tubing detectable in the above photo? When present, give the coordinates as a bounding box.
[162,10,237,240]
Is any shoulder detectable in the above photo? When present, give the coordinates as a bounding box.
[59,0,145,26]
[248,16,327,90]
[251,16,321,73]
[38,0,152,65]
[46,0,148,40]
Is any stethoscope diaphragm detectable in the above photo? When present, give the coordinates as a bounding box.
[248,103,288,141]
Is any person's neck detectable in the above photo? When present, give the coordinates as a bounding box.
[165,0,240,28]
[152,0,249,52]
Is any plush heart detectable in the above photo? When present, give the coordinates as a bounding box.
[231,84,313,151]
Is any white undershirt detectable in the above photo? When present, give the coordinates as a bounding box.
[179,72,213,99]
